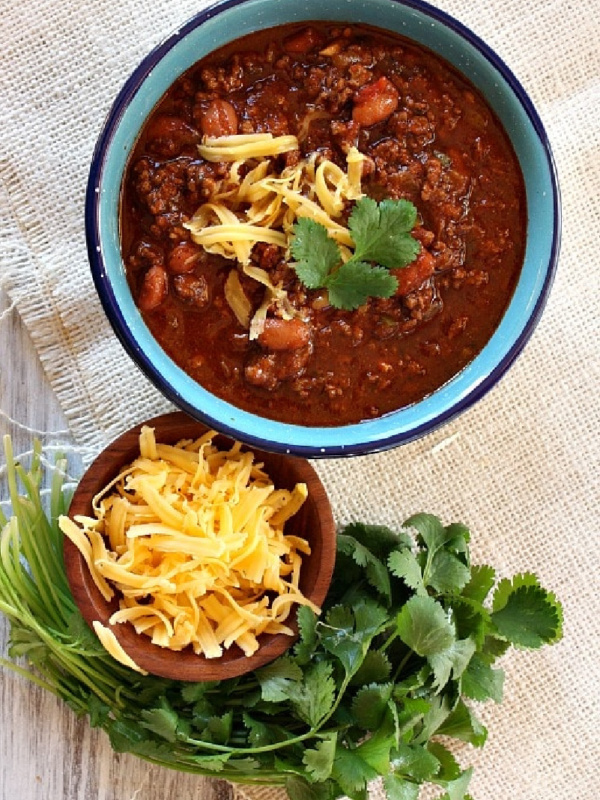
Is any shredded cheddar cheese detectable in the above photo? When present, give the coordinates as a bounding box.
[183,133,367,338]
[60,428,318,667]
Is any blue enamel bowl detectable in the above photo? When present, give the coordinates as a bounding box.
[86,0,560,458]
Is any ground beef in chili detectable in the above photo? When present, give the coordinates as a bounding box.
[121,22,526,426]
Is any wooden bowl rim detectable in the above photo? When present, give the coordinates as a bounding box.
[64,411,336,681]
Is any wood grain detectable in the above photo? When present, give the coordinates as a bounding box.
[0,291,234,800]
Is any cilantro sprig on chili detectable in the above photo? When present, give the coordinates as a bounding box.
[291,197,421,310]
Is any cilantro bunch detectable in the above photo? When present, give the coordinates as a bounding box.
[291,197,420,310]
[0,438,562,800]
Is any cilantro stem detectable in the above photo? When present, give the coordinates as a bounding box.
[380,629,399,653]
[0,655,69,696]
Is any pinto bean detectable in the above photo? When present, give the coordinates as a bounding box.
[258,318,311,351]
[392,247,436,296]
[352,76,399,127]
[145,115,199,156]
[200,99,239,138]
[173,274,209,309]
[245,347,311,390]
[283,26,323,54]
[138,264,168,311]
[167,242,201,274]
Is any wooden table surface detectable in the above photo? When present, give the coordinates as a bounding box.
[0,289,234,800]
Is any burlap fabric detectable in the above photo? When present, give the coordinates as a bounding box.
[1,0,598,798]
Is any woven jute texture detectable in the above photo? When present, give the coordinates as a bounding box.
[1,0,599,798]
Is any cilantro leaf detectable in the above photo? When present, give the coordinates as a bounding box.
[461,654,505,703]
[384,774,420,800]
[355,724,394,774]
[390,743,440,782]
[350,650,392,687]
[140,699,179,743]
[426,742,462,782]
[352,682,393,730]
[404,513,459,553]
[106,718,150,753]
[428,637,476,691]
[461,564,496,604]
[256,656,303,702]
[436,700,487,747]
[434,767,474,800]
[427,549,472,595]
[294,605,319,665]
[292,661,336,727]
[291,218,340,288]
[491,573,563,648]
[404,514,471,594]
[303,734,337,782]
[326,260,397,311]
[243,713,275,747]
[337,533,392,601]
[396,595,456,657]
[203,710,233,744]
[451,596,491,648]
[349,197,420,268]
[392,696,431,741]
[342,522,413,558]
[332,744,378,796]
[388,548,426,595]
[286,776,337,800]
[290,196,419,309]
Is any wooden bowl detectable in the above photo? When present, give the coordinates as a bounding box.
[64,411,336,681]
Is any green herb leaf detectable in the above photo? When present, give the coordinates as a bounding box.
[434,767,474,800]
[426,742,462,782]
[390,743,440,782]
[290,197,420,309]
[342,522,413,560]
[332,744,378,796]
[140,701,180,743]
[326,260,397,311]
[337,534,392,602]
[436,700,487,747]
[292,660,336,727]
[404,514,471,594]
[428,638,476,691]
[320,605,369,677]
[461,654,505,703]
[396,595,456,657]
[427,549,471,595]
[303,734,337,782]
[383,774,420,800]
[352,682,393,730]
[294,605,319,665]
[349,197,420,268]
[461,564,496,604]
[256,656,303,702]
[350,650,392,687]
[491,573,563,647]
[286,775,337,800]
[290,218,340,288]
[356,724,394,774]
[388,548,426,595]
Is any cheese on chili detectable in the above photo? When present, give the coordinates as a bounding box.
[183,135,366,338]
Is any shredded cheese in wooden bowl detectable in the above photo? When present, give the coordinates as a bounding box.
[61,412,335,681]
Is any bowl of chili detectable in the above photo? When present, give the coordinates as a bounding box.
[87,0,560,457]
